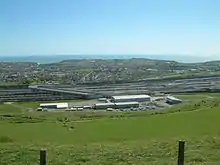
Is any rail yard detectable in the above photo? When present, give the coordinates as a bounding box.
[1,59,220,111]
[1,75,220,111]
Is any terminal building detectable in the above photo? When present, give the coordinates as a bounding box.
[115,102,139,109]
[93,102,139,110]
[111,95,150,103]
[93,103,115,110]
[39,103,69,110]
[166,96,182,105]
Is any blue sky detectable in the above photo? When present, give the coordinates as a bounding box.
[1,0,220,57]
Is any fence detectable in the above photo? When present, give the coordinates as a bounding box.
[2,140,216,164]
[38,141,186,165]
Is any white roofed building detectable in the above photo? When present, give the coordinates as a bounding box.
[40,103,69,109]
[93,103,115,110]
[93,102,139,110]
[166,96,182,104]
[115,102,139,108]
[111,95,150,103]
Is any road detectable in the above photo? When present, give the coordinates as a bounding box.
[4,102,34,112]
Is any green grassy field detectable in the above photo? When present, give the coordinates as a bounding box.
[0,94,220,164]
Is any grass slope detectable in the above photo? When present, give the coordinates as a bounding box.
[0,107,220,144]
[0,94,220,164]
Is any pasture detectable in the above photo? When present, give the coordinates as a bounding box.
[0,93,220,164]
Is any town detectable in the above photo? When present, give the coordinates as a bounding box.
[1,0,220,163]
[1,59,220,85]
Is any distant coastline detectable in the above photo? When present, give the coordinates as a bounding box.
[0,55,217,64]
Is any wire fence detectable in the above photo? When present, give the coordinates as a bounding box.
[1,141,220,165]
[37,141,220,165]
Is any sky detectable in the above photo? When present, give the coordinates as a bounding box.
[1,0,220,58]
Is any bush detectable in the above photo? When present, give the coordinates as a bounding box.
[0,136,13,143]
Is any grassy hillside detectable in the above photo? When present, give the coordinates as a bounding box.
[0,95,220,164]
[0,106,220,144]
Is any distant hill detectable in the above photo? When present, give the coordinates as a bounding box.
[0,55,217,64]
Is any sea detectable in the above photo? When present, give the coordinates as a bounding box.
[0,55,215,64]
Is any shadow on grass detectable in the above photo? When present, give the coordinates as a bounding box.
[0,136,13,143]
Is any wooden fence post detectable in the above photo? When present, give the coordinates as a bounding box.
[40,149,46,165]
[178,141,185,165]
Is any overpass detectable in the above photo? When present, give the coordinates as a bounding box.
[28,85,100,99]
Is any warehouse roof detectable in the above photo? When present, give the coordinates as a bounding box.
[94,103,115,106]
[167,96,181,101]
[115,102,139,105]
[112,95,150,100]
[40,103,68,108]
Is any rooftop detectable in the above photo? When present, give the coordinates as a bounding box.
[115,102,139,105]
[167,96,181,101]
[94,103,115,106]
[40,103,68,108]
[112,95,150,100]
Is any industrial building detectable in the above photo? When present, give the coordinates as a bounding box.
[93,102,139,110]
[39,103,69,109]
[93,103,115,110]
[115,102,139,109]
[166,96,182,104]
[111,95,150,103]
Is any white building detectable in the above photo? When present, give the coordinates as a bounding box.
[115,102,139,108]
[111,95,150,103]
[93,103,115,110]
[40,103,69,109]
[166,96,182,104]
[93,102,139,110]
